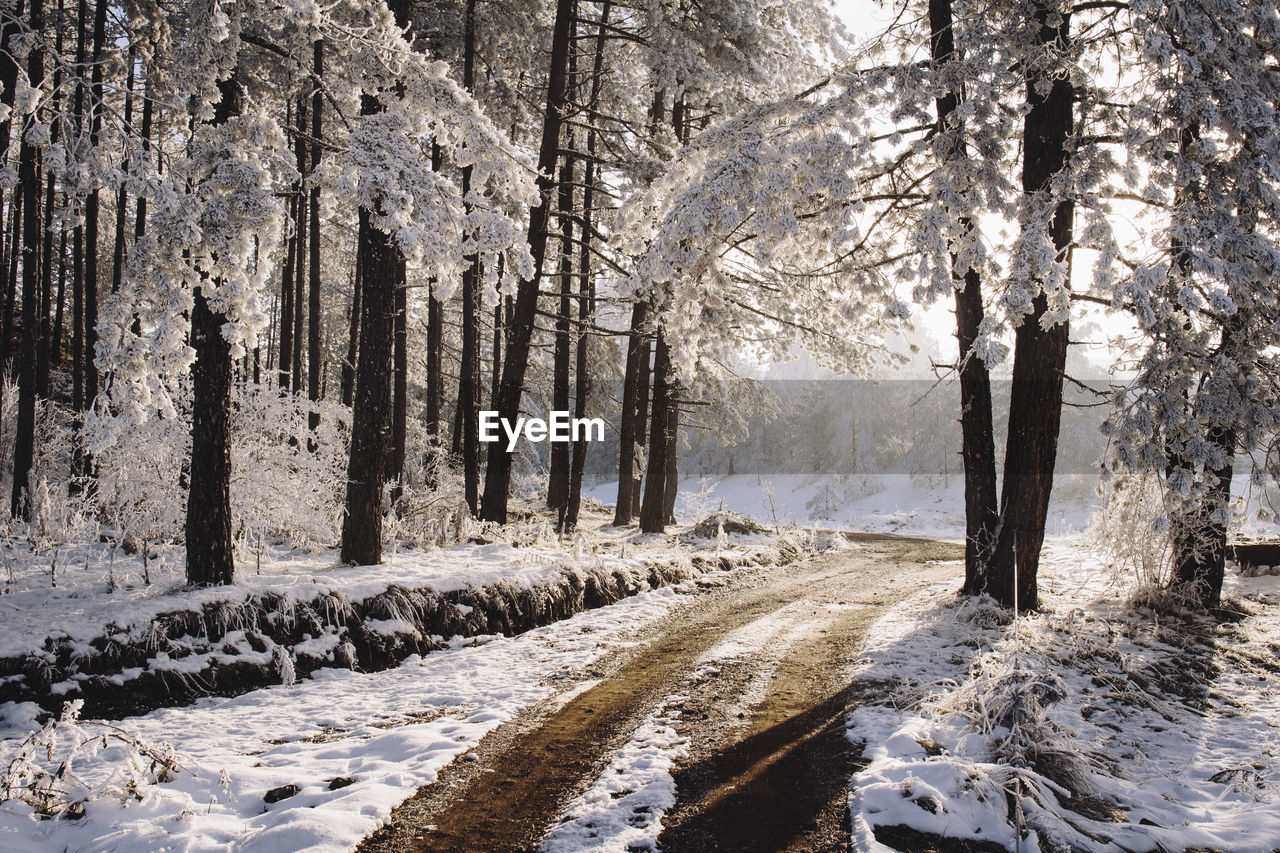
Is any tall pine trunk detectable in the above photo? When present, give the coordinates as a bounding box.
[480,0,576,523]
[185,76,243,587]
[340,0,413,565]
[639,333,672,533]
[307,41,323,434]
[928,0,999,595]
[340,246,360,407]
[455,0,481,513]
[11,0,45,519]
[613,302,649,525]
[291,98,306,394]
[987,1,1075,610]
[547,132,575,512]
[76,0,109,483]
[566,0,610,530]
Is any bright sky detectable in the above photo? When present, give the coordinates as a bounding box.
[783,0,1134,382]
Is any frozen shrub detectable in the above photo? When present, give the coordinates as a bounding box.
[1,700,184,818]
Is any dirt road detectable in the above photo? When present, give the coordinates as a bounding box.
[358,533,962,853]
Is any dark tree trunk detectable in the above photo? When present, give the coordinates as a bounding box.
[566,1,609,530]
[278,160,297,390]
[185,76,243,587]
[51,225,66,371]
[341,207,401,565]
[82,0,108,435]
[425,281,442,453]
[71,221,82,411]
[307,41,323,435]
[547,135,575,512]
[1170,424,1235,609]
[2,190,19,374]
[110,46,135,300]
[134,73,153,242]
[0,4,21,372]
[928,0,1000,596]
[662,396,678,525]
[629,330,652,521]
[459,258,480,512]
[1166,125,1245,611]
[388,245,407,488]
[66,0,86,488]
[491,300,502,408]
[291,98,307,395]
[35,1,64,400]
[613,302,648,525]
[11,0,45,519]
[452,0,482,512]
[339,0,413,565]
[988,2,1075,611]
[639,333,672,533]
[340,247,360,407]
[480,0,577,523]
[424,142,444,478]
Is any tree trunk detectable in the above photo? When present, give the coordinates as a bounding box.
[0,5,22,373]
[291,98,307,395]
[11,0,45,519]
[35,0,64,400]
[339,0,413,565]
[547,129,575,512]
[2,190,19,375]
[307,40,323,436]
[987,2,1075,611]
[1170,423,1235,608]
[662,394,678,525]
[480,0,577,523]
[613,302,649,525]
[388,244,407,488]
[928,0,1000,596]
[51,226,66,371]
[278,154,297,391]
[566,1,609,530]
[639,333,672,533]
[185,76,243,587]
[629,331,652,520]
[455,0,481,512]
[424,142,444,480]
[341,207,401,565]
[340,246,360,407]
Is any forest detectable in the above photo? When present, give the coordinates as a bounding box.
[0,0,1272,605]
[1,0,1280,850]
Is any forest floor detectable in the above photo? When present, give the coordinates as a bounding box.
[357,532,961,853]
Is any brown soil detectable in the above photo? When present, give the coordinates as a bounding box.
[357,533,962,853]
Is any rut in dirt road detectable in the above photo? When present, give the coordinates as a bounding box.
[357,533,962,853]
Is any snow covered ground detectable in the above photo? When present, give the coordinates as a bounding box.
[847,536,1280,852]
[0,559,742,853]
[0,520,666,661]
[591,473,1103,540]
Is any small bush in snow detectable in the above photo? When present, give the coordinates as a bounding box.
[1,700,184,818]
[1088,472,1172,591]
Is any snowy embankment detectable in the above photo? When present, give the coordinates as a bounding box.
[847,536,1280,853]
[0,519,797,720]
[0,522,810,853]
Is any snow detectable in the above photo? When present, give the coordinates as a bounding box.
[539,699,689,853]
[593,473,1102,541]
[540,596,835,852]
[846,534,1280,852]
[0,539,604,661]
[0,565,731,853]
